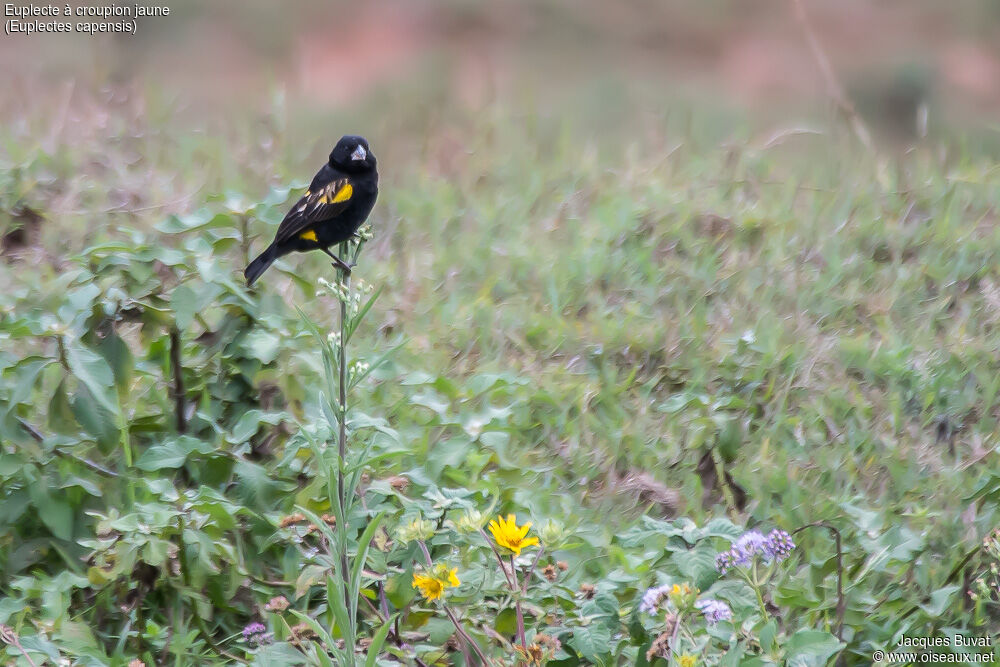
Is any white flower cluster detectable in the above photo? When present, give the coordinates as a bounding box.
[316,277,368,315]
[356,224,375,241]
[349,360,371,381]
[347,291,361,316]
[327,331,341,346]
[317,277,350,301]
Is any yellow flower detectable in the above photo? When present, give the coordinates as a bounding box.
[411,564,460,601]
[488,514,540,556]
[678,655,698,667]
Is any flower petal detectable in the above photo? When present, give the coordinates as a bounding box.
[518,521,532,540]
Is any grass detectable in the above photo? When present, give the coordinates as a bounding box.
[2,88,1000,664]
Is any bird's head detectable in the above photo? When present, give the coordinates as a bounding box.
[330,135,376,172]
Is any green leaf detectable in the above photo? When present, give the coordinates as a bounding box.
[567,623,612,660]
[350,513,385,620]
[156,208,231,234]
[364,615,395,667]
[920,585,960,617]
[71,386,119,449]
[134,445,186,471]
[325,576,354,657]
[344,285,382,343]
[52,620,105,660]
[96,331,133,393]
[295,564,329,599]
[243,328,282,364]
[229,409,285,443]
[3,357,53,427]
[47,378,76,433]
[783,629,844,667]
[673,543,719,592]
[479,430,510,459]
[296,506,353,642]
[135,436,213,471]
[287,609,345,665]
[66,343,119,416]
[29,483,74,540]
[410,391,450,417]
[759,618,777,654]
[718,642,747,667]
[580,592,619,630]
[320,391,340,433]
[171,284,199,330]
[249,642,309,666]
[495,608,517,635]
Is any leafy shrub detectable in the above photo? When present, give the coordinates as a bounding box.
[3,123,1000,665]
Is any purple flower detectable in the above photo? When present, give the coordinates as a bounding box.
[695,598,733,625]
[242,622,272,646]
[762,529,795,562]
[639,584,671,614]
[716,528,795,574]
[715,530,765,572]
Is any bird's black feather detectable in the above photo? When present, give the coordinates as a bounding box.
[244,135,378,287]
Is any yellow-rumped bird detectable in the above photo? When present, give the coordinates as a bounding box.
[244,135,378,286]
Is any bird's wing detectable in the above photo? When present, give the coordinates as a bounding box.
[274,177,355,243]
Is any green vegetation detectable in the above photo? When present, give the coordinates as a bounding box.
[2,100,1000,665]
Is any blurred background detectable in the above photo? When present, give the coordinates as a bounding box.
[4,0,1000,161]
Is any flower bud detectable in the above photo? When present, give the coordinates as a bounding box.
[453,509,484,533]
[539,519,568,547]
[397,517,436,543]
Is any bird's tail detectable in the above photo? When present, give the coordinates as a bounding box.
[244,245,278,287]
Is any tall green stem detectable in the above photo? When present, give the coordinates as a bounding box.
[510,556,527,651]
[743,565,769,619]
[118,399,134,506]
[337,240,351,616]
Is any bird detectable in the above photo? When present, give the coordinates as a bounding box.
[244,135,378,287]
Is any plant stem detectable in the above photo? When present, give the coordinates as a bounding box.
[336,240,351,613]
[240,214,251,266]
[169,325,186,433]
[443,606,490,666]
[0,625,39,667]
[668,612,683,659]
[792,521,846,655]
[417,540,490,665]
[18,418,119,477]
[742,567,770,620]
[509,556,526,651]
[478,528,515,588]
[790,0,875,152]
[521,547,544,595]
[710,447,738,518]
[118,405,134,506]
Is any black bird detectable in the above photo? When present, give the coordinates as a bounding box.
[244,135,378,286]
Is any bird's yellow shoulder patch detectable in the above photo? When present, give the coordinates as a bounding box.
[319,182,353,205]
[299,230,318,242]
[332,182,353,203]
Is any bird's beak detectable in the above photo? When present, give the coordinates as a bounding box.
[351,145,367,161]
